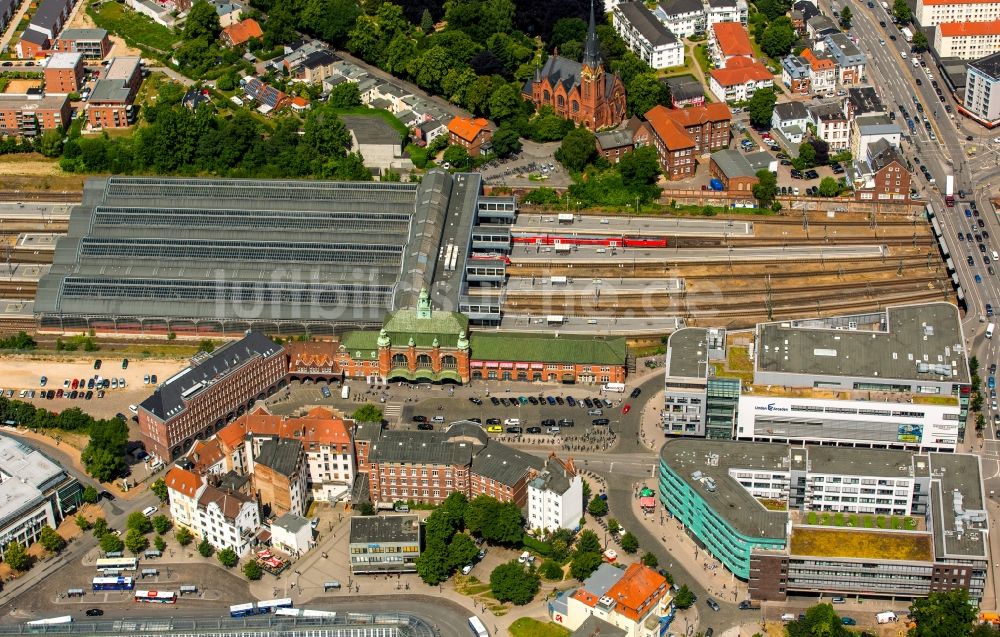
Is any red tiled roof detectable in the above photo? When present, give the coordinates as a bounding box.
[801,48,835,70]
[938,19,1000,36]
[236,409,353,448]
[222,18,263,46]
[644,106,696,151]
[713,22,754,58]
[710,59,774,86]
[448,116,491,142]
[217,421,247,451]
[165,466,202,499]
[604,563,668,622]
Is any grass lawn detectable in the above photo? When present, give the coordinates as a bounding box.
[88,1,180,53]
[804,511,919,531]
[791,527,932,561]
[329,107,409,138]
[509,618,571,637]
[693,44,712,76]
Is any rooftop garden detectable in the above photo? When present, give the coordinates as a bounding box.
[790,527,932,561]
[804,511,920,531]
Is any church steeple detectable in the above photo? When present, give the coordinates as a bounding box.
[582,0,602,70]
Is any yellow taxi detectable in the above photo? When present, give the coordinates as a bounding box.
[486,425,503,434]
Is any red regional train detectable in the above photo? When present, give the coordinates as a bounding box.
[509,233,668,248]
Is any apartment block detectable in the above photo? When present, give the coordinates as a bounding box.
[43,52,84,94]
[613,1,685,70]
[0,94,70,136]
[86,56,144,129]
[916,0,1000,26]
[965,51,1000,125]
[54,28,112,59]
[527,454,583,533]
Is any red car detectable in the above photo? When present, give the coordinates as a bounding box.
[71,379,79,390]
[622,404,631,415]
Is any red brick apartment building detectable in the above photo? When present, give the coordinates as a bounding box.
[137,331,288,462]
[642,103,732,179]
[54,28,112,60]
[87,56,143,129]
[43,52,84,94]
[354,421,546,507]
[0,94,70,136]
[447,116,493,156]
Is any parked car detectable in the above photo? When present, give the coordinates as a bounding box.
[85,609,104,617]
[622,404,631,415]
[527,426,542,434]
[842,618,857,626]
[592,418,610,426]
[706,598,721,612]
[417,423,433,430]
[630,387,641,398]
[469,397,482,405]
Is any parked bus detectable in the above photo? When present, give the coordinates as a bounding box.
[92,576,134,591]
[274,608,336,618]
[603,382,626,393]
[468,616,489,637]
[230,603,256,618]
[134,590,176,604]
[257,598,293,613]
[26,617,72,626]
[95,557,138,571]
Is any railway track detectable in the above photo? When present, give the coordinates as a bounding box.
[0,191,81,202]
[0,281,38,296]
[669,235,934,248]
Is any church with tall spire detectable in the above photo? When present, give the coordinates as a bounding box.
[521,0,627,131]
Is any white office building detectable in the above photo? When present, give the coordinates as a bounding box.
[915,0,1000,26]
[613,1,685,70]
[527,456,583,533]
[934,20,1000,59]
[705,0,749,26]
[653,0,705,37]
[965,51,1000,125]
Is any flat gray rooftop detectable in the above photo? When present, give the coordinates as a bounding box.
[929,453,987,560]
[660,438,790,539]
[756,302,969,384]
[806,446,917,478]
[0,433,68,526]
[349,514,419,544]
[666,328,710,379]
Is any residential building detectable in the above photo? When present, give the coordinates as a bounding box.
[635,107,696,179]
[664,76,705,107]
[125,0,176,27]
[165,466,204,531]
[935,20,1000,58]
[613,2,684,70]
[659,438,988,603]
[596,128,638,163]
[0,433,82,560]
[213,0,244,28]
[343,114,413,174]
[0,94,70,136]
[790,0,820,34]
[653,0,705,38]
[221,18,263,47]
[43,52,84,94]
[708,57,774,102]
[801,48,836,95]
[86,56,143,129]
[522,4,627,130]
[0,0,14,42]
[854,138,911,201]
[527,454,583,533]
[270,513,312,556]
[16,29,48,59]
[241,76,289,113]
[708,149,774,190]
[662,327,727,437]
[846,86,885,118]
[249,438,308,517]
[549,563,674,637]
[644,103,732,154]
[823,32,866,85]
[771,101,810,145]
[349,515,421,574]
[25,0,72,41]
[781,55,812,95]
[54,28,111,60]
[137,331,288,462]
[709,22,753,68]
[448,116,493,156]
[165,466,261,556]
[964,51,1000,125]
[806,14,839,40]
[850,114,901,161]
[705,0,749,26]
[809,100,850,150]
[915,0,1000,26]
[358,422,544,507]
[415,119,448,146]
[296,49,338,83]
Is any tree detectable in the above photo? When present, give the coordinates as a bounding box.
[491,125,523,158]
[81,418,127,482]
[351,404,383,423]
[421,8,435,32]
[127,511,153,534]
[415,538,452,584]
[302,106,351,160]
[587,495,608,517]
[576,529,602,554]
[443,144,471,169]
[358,501,376,516]
[752,170,778,208]
[787,604,851,637]
[761,18,797,58]
[620,532,639,554]
[641,551,659,568]
[818,176,841,197]
[607,519,621,534]
[82,486,99,504]
[797,141,817,168]
[327,82,362,108]
[38,129,64,158]
[909,590,977,637]
[184,0,222,41]
[153,535,166,552]
[448,533,479,570]
[92,517,109,538]
[3,540,30,572]
[912,30,929,51]
[38,525,65,553]
[175,527,194,546]
[198,538,214,557]
[673,584,695,609]
[99,533,124,554]
[839,5,852,28]
[244,559,263,580]
[618,146,661,187]
[490,560,541,605]
[625,72,668,117]
[893,0,911,22]
[218,547,239,567]
[125,528,149,555]
[150,479,168,503]
[75,514,92,531]
[152,515,172,535]
[747,88,777,129]
[555,127,597,172]
[540,559,564,580]
[570,550,603,580]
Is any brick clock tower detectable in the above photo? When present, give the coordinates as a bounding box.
[580,1,605,118]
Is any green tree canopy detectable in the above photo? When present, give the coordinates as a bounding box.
[893,0,912,21]
[620,531,639,554]
[673,584,695,609]
[92,517,109,538]
[555,128,597,172]
[447,533,479,570]
[3,540,30,571]
[747,88,777,129]
[752,170,779,208]
[82,486,99,504]
[576,529,602,554]
[909,590,977,637]
[618,146,662,187]
[491,125,523,158]
[443,144,472,169]
[39,525,65,553]
[641,551,659,568]
[125,528,149,555]
[81,417,128,482]
[218,547,239,567]
[198,538,214,557]
[540,559,564,580]
[787,604,851,637]
[153,535,166,552]
[184,1,222,41]
[244,559,263,580]
[127,511,153,534]
[415,538,452,584]
[175,527,194,546]
[587,495,608,517]
[818,176,841,197]
[328,82,362,109]
[150,479,168,502]
[152,515,172,535]
[839,6,852,28]
[99,533,124,554]
[570,550,603,580]
[351,404,384,423]
[490,560,541,605]
[761,17,797,58]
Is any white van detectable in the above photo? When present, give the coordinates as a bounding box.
[991,250,998,261]
[518,551,530,563]
[341,385,350,399]
[876,612,897,624]
[780,614,796,622]
[504,418,521,426]
[988,323,995,339]
[142,506,158,517]
[603,382,626,393]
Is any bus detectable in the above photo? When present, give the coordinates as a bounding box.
[468,616,489,637]
[274,608,336,618]
[603,382,626,393]
[92,576,135,591]
[95,557,138,571]
[134,590,176,604]
[257,598,293,613]
[26,617,72,626]
[229,603,256,618]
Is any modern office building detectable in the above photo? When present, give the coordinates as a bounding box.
[662,328,737,438]
[0,434,82,559]
[658,438,988,601]
[349,514,421,574]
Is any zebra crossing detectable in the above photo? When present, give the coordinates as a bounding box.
[383,403,403,421]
